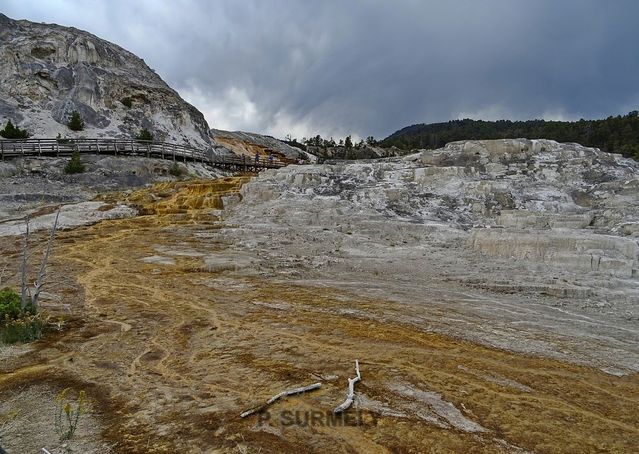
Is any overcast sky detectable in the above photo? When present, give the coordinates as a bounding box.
[3,0,639,140]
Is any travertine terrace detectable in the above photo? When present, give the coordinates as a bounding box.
[1,139,638,453]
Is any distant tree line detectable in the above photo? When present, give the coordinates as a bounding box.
[283,133,379,150]
[381,110,639,160]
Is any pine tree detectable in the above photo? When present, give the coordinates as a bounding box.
[136,129,153,141]
[344,135,353,149]
[0,120,29,139]
[67,111,84,131]
[64,151,85,174]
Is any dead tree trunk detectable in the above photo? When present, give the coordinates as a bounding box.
[31,209,61,311]
[20,216,30,310]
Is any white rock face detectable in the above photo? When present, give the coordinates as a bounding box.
[237,138,639,277]
[0,14,213,149]
[224,139,639,374]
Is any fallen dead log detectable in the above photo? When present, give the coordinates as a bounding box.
[240,382,322,418]
[333,360,361,414]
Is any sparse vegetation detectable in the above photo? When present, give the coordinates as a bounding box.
[54,388,87,441]
[1,211,61,344]
[56,132,71,144]
[1,312,48,344]
[169,162,185,177]
[121,96,133,108]
[64,151,86,174]
[136,128,153,141]
[0,120,29,139]
[67,110,85,131]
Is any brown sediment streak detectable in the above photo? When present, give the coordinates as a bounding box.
[1,177,638,453]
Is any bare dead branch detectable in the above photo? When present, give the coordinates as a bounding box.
[240,382,322,418]
[333,360,361,414]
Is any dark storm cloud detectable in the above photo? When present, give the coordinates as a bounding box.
[3,0,639,139]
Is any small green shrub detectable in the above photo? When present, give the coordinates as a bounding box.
[0,120,29,139]
[0,288,44,344]
[121,97,133,108]
[136,128,153,141]
[169,162,184,177]
[56,133,70,144]
[54,388,87,440]
[0,288,22,320]
[67,111,84,131]
[64,151,86,174]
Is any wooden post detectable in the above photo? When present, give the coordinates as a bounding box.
[96,141,101,154]
[161,143,165,159]
[38,140,42,156]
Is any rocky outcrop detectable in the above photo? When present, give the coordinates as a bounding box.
[0,14,212,149]
[210,128,316,162]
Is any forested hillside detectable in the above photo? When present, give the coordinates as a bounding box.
[382,111,639,159]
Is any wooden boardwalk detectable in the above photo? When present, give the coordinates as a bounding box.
[0,138,287,172]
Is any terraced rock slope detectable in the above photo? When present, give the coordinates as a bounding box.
[0,139,638,453]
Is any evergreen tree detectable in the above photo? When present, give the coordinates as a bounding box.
[136,128,153,141]
[67,111,85,131]
[64,151,85,174]
[344,135,353,148]
[0,120,29,139]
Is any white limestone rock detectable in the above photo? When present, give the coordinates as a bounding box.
[224,139,639,373]
[0,14,216,151]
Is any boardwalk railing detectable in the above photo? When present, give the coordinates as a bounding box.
[0,138,287,171]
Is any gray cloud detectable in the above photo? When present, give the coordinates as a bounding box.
[3,0,639,139]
